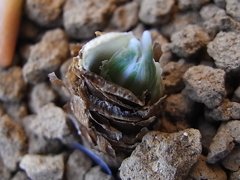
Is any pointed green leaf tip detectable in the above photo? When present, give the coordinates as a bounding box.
[81,31,163,104]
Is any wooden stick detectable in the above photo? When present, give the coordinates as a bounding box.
[0,0,23,68]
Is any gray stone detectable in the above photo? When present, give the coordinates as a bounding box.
[63,0,115,39]
[66,150,92,180]
[207,31,240,72]
[20,154,64,180]
[139,0,174,25]
[24,103,70,140]
[108,1,139,31]
[177,0,210,10]
[222,146,240,171]
[200,4,240,38]
[183,65,226,109]
[119,129,202,180]
[29,83,56,113]
[229,169,240,180]
[226,0,240,22]
[0,115,27,171]
[200,4,222,20]
[170,25,210,58]
[207,120,240,163]
[0,67,26,102]
[85,166,113,180]
[162,61,192,94]
[0,157,11,180]
[205,99,240,121]
[23,29,69,84]
[188,155,227,180]
[25,0,65,27]
[11,171,28,180]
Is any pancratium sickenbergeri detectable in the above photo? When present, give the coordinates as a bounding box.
[66,31,164,168]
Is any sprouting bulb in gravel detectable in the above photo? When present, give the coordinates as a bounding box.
[65,31,165,167]
[80,31,163,104]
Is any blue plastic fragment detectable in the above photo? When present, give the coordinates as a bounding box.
[70,142,112,176]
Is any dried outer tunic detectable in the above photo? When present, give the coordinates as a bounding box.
[66,56,164,167]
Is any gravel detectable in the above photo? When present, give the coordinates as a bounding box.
[226,0,240,22]
[29,83,56,113]
[66,150,92,180]
[177,0,211,11]
[139,0,175,25]
[205,99,240,121]
[0,67,26,102]
[207,120,240,163]
[119,129,202,180]
[222,146,240,171]
[188,155,227,180]
[0,115,27,171]
[24,103,70,140]
[20,154,64,180]
[23,29,69,84]
[108,1,139,32]
[170,25,210,58]
[207,31,240,73]
[63,0,115,39]
[183,65,226,109]
[25,0,65,27]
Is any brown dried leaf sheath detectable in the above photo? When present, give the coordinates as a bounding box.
[65,57,163,167]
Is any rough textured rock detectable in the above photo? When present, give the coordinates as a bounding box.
[177,0,210,10]
[164,93,194,120]
[207,31,240,73]
[226,0,240,22]
[25,0,65,27]
[139,0,175,25]
[0,67,26,102]
[85,166,113,180]
[200,5,240,38]
[222,146,240,171]
[119,129,202,180]
[63,0,115,39]
[23,29,69,84]
[12,171,28,180]
[29,83,56,113]
[207,120,240,163]
[108,1,139,31]
[229,169,240,180]
[23,103,70,140]
[20,154,64,180]
[188,155,227,180]
[170,25,210,58]
[162,61,192,94]
[205,99,240,121]
[66,150,92,180]
[0,157,11,180]
[0,115,27,171]
[183,65,226,109]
